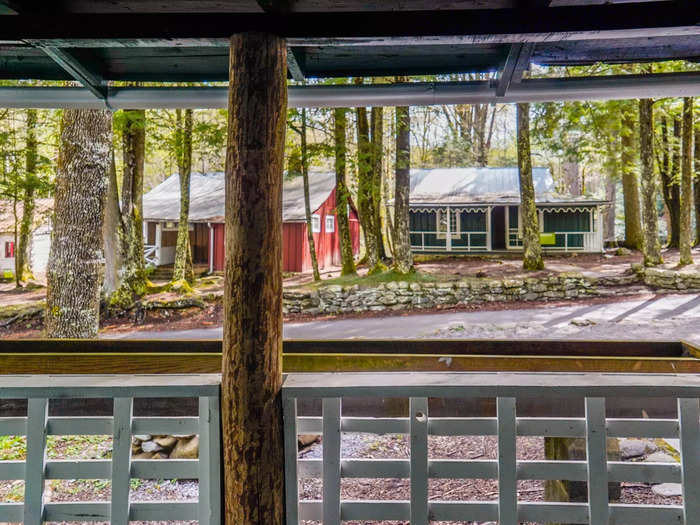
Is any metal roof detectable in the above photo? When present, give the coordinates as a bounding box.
[409,167,606,206]
[143,171,338,223]
[0,1,697,105]
[0,198,53,233]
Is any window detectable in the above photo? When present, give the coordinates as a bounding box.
[325,215,335,233]
[4,241,14,258]
[311,214,321,233]
[436,209,460,239]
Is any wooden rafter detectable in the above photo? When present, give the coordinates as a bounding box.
[31,44,108,101]
[496,42,534,96]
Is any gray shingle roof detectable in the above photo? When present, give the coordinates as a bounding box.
[143,171,337,223]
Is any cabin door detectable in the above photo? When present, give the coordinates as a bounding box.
[491,206,506,250]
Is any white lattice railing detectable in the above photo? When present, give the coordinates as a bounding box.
[143,244,158,266]
[0,375,221,525]
[283,372,700,525]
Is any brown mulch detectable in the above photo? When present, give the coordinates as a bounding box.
[299,433,681,525]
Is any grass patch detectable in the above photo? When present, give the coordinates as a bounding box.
[297,269,448,290]
[0,435,26,460]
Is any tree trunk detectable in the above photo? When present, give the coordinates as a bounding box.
[659,117,681,248]
[620,106,643,250]
[562,159,581,197]
[356,104,381,272]
[393,103,413,274]
[103,148,124,296]
[334,107,356,276]
[639,99,663,266]
[371,106,386,260]
[300,108,321,280]
[517,103,544,271]
[222,32,286,525]
[603,174,617,244]
[694,122,700,247]
[173,108,195,284]
[46,109,112,338]
[679,97,694,265]
[111,108,148,307]
[16,108,37,284]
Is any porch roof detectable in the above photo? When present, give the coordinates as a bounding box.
[0,1,697,107]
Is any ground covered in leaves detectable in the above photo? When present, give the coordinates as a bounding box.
[0,434,198,525]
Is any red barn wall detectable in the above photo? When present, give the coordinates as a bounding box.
[208,188,361,273]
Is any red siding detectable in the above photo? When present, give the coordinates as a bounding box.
[299,188,360,273]
[212,223,225,271]
[207,187,361,274]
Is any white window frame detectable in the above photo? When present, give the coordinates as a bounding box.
[311,214,321,233]
[325,215,335,233]
[436,208,460,239]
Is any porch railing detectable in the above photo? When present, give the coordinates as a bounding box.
[410,230,488,252]
[143,244,158,266]
[283,371,700,525]
[0,375,221,525]
[508,229,599,252]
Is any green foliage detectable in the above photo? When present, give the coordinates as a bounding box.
[0,435,26,460]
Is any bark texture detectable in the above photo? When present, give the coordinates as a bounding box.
[659,117,681,248]
[334,107,356,275]
[517,103,544,271]
[46,109,112,338]
[393,104,413,274]
[16,108,37,284]
[111,109,148,306]
[222,32,286,525]
[300,108,321,281]
[639,99,663,266]
[371,105,386,260]
[695,123,700,246]
[603,175,617,243]
[356,104,381,272]
[173,108,195,284]
[679,97,694,265]
[620,106,643,250]
[102,149,124,296]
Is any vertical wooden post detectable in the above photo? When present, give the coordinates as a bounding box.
[221,32,287,525]
[409,397,429,525]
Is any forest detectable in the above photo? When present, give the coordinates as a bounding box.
[1,63,699,328]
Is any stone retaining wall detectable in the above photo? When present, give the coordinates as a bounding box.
[634,265,700,292]
[283,273,641,316]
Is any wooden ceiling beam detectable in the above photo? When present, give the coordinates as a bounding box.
[31,43,108,102]
[0,3,696,44]
[496,42,534,96]
[287,48,305,81]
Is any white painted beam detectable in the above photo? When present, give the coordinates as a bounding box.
[1,72,698,109]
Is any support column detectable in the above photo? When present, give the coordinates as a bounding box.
[221,32,287,525]
[155,223,162,265]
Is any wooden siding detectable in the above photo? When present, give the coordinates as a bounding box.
[212,223,225,272]
[210,188,360,273]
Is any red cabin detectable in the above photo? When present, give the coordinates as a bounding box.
[143,171,360,274]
